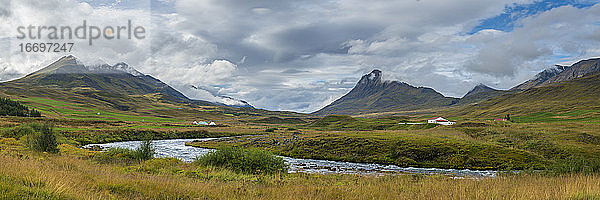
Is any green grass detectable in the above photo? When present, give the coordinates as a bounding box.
[194,147,287,174]
[308,115,436,131]
[511,110,600,123]
[20,97,181,122]
[190,121,600,171]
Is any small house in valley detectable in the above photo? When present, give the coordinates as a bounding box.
[427,117,456,125]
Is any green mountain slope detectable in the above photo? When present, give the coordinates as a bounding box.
[12,55,194,105]
[0,56,305,122]
[450,73,600,118]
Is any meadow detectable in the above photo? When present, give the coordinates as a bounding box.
[1,95,600,199]
[190,116,600,172]
[1,138,600,200]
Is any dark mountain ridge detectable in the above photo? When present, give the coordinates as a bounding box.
[315,58,600,115]
[314,70,458,115]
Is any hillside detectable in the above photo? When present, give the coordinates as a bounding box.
[0,56,306,122]
[450,73,600,117]
[11,55,194,106]
[458,84,512,105]
[314,70,458,115]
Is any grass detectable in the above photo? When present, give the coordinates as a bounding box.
[190,121,600,171]
[20,97,182,122]
[194,147,287,174]
[1,139,600,199]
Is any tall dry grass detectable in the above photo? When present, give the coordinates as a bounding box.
[1,141,600,200]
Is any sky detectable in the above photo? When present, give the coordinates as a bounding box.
[1,0,600,113]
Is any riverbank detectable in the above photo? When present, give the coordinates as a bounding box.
[86,138,497,176]
[1,138,599,199]
[187,122,600,171]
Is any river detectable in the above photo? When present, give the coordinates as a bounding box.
[83,138,497,177]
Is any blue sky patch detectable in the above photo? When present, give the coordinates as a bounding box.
[469,0,598,34]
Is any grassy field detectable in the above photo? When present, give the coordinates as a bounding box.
[190,116,600,171]
[1,93,600,199]
[1,138,599,200]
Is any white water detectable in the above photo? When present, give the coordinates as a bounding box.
[83,138,497,177]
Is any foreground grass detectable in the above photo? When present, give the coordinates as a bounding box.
[0,139,599,199]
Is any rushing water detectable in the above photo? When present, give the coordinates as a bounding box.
[83,138,497,177]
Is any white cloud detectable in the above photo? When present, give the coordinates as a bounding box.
[2,0,599,113]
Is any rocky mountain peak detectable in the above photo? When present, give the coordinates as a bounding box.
[359,69,383,85]
[463,83,497,98]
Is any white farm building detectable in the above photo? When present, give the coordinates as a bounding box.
[427,117,456,125]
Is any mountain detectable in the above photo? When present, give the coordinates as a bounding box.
[8,55,258,109]
[511,58,600,91]
[449,58,600,117]
[452,72,600,117]
[511,65,570,91]
[541,58,600,86]
[313,70,458,115]
[458,84,511,105]
[12,55,191,104]
[5,55,220,111]
[0,55,307,121]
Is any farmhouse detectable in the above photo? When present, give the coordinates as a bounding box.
[427,117,456,125]
[192,121,210,125]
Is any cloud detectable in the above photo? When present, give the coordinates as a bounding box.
[2,0,600,113]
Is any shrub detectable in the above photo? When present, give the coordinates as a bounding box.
[265,128,277,132]
[22,123,59,153]
[1,124,35,139]
[94,148,138,164]
[134,139,155,161]
[548,157,600,174]
[94,140,155,164]
[194,147,287,174]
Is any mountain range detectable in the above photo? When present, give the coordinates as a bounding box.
[2,55,599,117]
[315,58,600,116]
[5,55,251,109]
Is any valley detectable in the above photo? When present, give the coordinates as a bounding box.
[1,55,600,199]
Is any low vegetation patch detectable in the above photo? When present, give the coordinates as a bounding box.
[194,147,287,174]
[94,139,155,164]
[18,123,59,153]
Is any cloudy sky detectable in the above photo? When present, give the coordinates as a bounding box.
[1,0,600,113]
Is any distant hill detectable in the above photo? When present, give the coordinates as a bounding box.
[457,84,512,105]
[451,72,600,117]
[313,70,458,115]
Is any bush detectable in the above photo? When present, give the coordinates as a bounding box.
[265,128,277,132]
[194,147,287,174]
[1,124,35,139]
[94,148,138,164]
[548,157,600,174]
[93,140,155,164]
[134,139,155,161]
[22,123,59,153]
